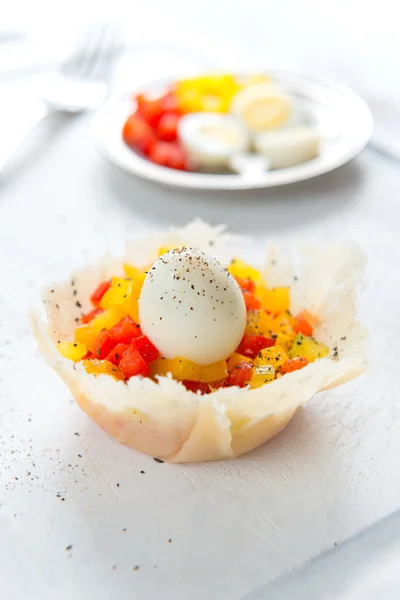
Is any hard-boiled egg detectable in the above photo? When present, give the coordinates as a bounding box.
[253,125,321,169]
[178,112,249,169]
[138,248,246,365]
[231,83,293,133]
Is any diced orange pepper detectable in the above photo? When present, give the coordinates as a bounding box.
[243,291,261,311]
[294,310,319,336]
[234,276,255,293]
[82,359,124,380]
[74,325,99,349]
[151,357,201,381]
[279,357,309,375]
[227,353,253,370]
[199,360,228,383]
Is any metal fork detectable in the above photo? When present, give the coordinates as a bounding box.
[0,22,123,174]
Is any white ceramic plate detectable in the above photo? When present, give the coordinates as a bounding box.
[93,70,373,190]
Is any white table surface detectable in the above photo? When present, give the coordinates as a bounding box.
[1,3,400,599]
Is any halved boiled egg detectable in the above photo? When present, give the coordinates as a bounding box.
[253,125,321,169]
[138,247,246,365]
[178,112,249,168]
[231,83,293,133]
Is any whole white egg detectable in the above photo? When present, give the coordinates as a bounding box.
[138,248,246,365]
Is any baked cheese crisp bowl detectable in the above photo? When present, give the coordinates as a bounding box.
[30,222,366,463]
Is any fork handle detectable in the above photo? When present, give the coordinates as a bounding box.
[0,99,49,174]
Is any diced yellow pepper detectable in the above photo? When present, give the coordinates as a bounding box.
[246,309,273,336]
[150,357,228,383]
[249,365,275,389]
[228,258,263,283]
[176,74,239,113]
[289,333,329,362]
[256,285,290,314]
[57,342,87,362]
[263,312,296,349]
[90,305,125,335]
[254,345,288,370]
[150,358,201,381]
[246,311,294,349]
[100,278,133,310]
[74,325,99,348]
[120,294,140,323]
[123,263,147,287]
[99,276,141,322]
[199,360,228,383]
[82,359,124,380]
[227,353,253,370]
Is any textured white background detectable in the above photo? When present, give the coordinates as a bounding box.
[1,2,400,599]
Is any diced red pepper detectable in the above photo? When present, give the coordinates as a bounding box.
[135,90,180,127]
[131,335,160,363]
[237,334,275,358]
[234,276,255,293]
[92,330,116,360]
[279,357,309,375]
[122,111,157,155]
[157,112,180,142]
[106,343,130,366]
[81,308,103,324]
[135,94,164,128]
[119,345,150,379]
[243,291,261,311]
[226,362,253,387]
[110,315,141,345]
[182,380,210,394]
[159,90,180,113]
[148,141,189,171]
[90,281,111,307]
